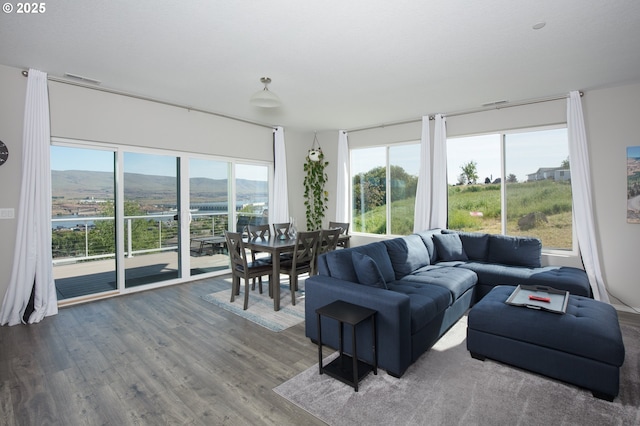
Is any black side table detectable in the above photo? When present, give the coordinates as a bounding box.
[316,300,377,391]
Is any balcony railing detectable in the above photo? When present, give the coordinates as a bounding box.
[51,212,261,265]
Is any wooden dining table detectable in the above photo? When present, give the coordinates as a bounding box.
[244,234,350,311]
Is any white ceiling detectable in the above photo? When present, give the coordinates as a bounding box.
[1,0,640,132]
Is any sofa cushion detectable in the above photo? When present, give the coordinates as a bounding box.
[443,230,489,261]
[352,252,388,289]
[386,281,452,333]
[325,249,358,281]
[460,262,535,288]
[415,230,441,264]
[487,234,541,268]
[433,233,469,262]
[384,235,431,280]
[324,241,395,284]
[528,266,591,297]
[401,266,477,301]
[459,262,591,297]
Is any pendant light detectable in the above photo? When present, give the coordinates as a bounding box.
[250,77,281,108]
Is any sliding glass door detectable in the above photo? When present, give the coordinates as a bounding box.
[123,152,180,288]
[189,158,230,276]
[51,141,272,302]
[235,163,270,232]
[51,145,117,300]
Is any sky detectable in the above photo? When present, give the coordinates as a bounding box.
[351,128,570,185]
[628,145,640,159]
[50,146,266,180]
[447,128,569,184]
[52,128,571,185]
[351,144,420,176]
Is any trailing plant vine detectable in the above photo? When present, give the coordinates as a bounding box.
[303,144,329,231]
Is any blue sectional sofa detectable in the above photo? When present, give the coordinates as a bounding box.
[304,229,591,377]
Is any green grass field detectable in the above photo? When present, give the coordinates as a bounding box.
[353,180,573,249]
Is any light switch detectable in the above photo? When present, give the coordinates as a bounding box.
[0,208,15,219]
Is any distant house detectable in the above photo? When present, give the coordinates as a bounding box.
[527,167,571,182]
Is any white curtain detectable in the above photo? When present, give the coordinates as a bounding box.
[430,114,448,229]
[0,69,58,326]
[413,117,432,232]
[270,126,290,224]
[567,91,609,302]
[335,130,350,223]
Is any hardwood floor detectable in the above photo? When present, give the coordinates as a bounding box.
[618,310,640,327]
[2,278,639,426]
[0,276,325,426]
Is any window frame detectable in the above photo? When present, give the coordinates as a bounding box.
[446,124,577,255]
[348,124,577,255]
[350,141,421,237]
[51,137,273,299]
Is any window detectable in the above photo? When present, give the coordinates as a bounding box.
[351,144,420,235]
[189,158,230,276]
[123,152,179,288]
[447,127,573,251]
[51,140,271,301]
[51,145,117,299]
[235,163,270,232]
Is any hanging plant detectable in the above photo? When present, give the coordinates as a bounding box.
[303,134,329,231]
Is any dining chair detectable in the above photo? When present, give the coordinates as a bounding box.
[224,231,273,310]
[247,224,273,291]
[279,230,320,306]
[328,221,350,248]
[312,227,342,275]
[236,215,252,237]
[273,222,291,239]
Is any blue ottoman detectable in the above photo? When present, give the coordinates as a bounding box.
[467,286,625,401]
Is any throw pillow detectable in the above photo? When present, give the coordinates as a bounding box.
[325,250,359,282]
[415,230,439,264]
[384,234,430,280]
[487,234,542,268]
[443,230,489,261]
[352,252,388,289]
[355,242,397,284]
[432,233,469,262]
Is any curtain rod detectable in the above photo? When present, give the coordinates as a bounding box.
[21,70,274,129]
[347,91,583,133]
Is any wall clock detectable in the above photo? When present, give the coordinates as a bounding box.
[0,141,7,166]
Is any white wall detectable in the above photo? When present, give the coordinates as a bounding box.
[583,82,640,310]
[48,79,273,159]
[282,129,341,232]
[0,65,26,308]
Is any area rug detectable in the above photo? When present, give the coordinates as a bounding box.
[201,276,305,332]
[274,316,640,425]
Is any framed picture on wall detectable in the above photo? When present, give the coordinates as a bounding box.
[627,146,640,224]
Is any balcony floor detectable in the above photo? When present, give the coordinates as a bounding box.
[54,250,230,300]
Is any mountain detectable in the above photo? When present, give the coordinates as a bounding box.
[51,170,268,201]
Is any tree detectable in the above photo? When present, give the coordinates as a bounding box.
[353,168,386,213]
[390,165,418,202]
[506,173,518,183]
[561,156,570,169]
[92,200,158,253]
[52,200,156,259]
[460,161,478,185]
